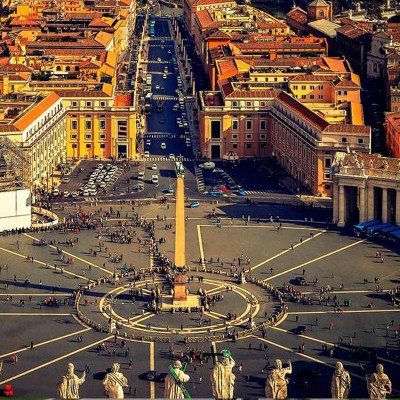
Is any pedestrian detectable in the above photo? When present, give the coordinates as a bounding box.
[329,322,334,330]
[30,340,34,349]
[295,315,299,323]
[315,318,319,326]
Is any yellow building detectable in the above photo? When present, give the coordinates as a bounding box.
[58,85,137,160]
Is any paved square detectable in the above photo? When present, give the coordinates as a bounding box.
[0,201,399,398]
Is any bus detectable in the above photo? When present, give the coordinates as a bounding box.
[144,93,153,114]
[366,222,393,238]
[353,219,381,237]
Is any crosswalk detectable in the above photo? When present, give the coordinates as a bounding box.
[145,133,178,138]
[195,166,206,193]
[146,60,173,64]
[143,156,193,162]
[152,95,178,101]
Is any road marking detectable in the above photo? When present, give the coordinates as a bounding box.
[197,225,206,270]
[206,285,226,295]
[0,327,92,359]
[263,239,366,282]
[251,231,325,271]
[302,290,378,295]
[271,326,400,367]
[129,313,156,326]
[286,309,400,315]
[0,313,71,316]
[0,335,113,385]
[251,336,367,382]
[205,311,226,320]
[23,233,111,275]
[0,245,90,281]
[149,341,155,398]
[0,293,68,297]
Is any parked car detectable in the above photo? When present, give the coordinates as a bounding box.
[238,188,246,196]
[144,151,150,158]
[151,175,159,184]
[189,201,200,208]
[200,162,215,169]
[160,142,166,150]
[293,325,307,335]
[208,189,223,196]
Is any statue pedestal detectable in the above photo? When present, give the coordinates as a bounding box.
[160,294,201,311]
[173,274,187,301]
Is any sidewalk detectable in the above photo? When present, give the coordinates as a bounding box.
[278,176,333,209]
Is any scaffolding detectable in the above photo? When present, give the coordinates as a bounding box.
[0,137,30,192]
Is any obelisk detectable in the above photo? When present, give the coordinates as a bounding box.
[173,158,187,301]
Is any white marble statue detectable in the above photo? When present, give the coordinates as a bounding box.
[366,364,392,399]
[210,349,236,399]
[331,361,351,398]
[265,359,292,399]
[58,363,86,399]
[164,360,190,399]
[103,363,128,398]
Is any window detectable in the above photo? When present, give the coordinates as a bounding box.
[100,133,106,140]
[86,144,91,148]
[358,138,364,144]
[260,120,266,130]
[246,101,252,107]
[211,120,221,139]
[325,183,331,190]
[117,120,128,138]
[338,90,342,95]
[232,120,239,130]
[232,134,238,140]
[301,95,306,100]
[85,120,92,130]
[246,120,252,130]
[232,101,238,107]
[85,134,92,140]
[86,101,92,107]
[310,95,315,99]
[301,85,306,90]
[71,120,78,130]
[318,85,323,90]
[260,101,266,107]
[293,85,298,90]
[324,173,331,180]
[72,144,77,149]
[341,137,347,143]
[100,143,106,149]
[310,85,315,90]
[100,101,106,107]
[70,134,77,139]
[99,120,106,130]
[344,91,348,95]
[324,158,331,169]
[318,95,323,99]
[246,134,252,140]
[71,101,78,107]
[246,143,252,149]
[260,133,266,140]
[232,143,238,149]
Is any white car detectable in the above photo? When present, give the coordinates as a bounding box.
[151,174,159,184]
[88,189,98,195]
[151,163,158,170]
[163,74,167,79]
[160,142,166,150]
[155,85,160,90]
[200,161,216,169]
[144,151,150,158]
[168,50,172,54]
[157,57,161,62]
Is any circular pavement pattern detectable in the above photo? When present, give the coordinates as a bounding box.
[0,201,399,398]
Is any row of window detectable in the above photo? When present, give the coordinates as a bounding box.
[70,100,108,108]
[230,133,267,140]
[232,119,267,131]
[71,143,107,149]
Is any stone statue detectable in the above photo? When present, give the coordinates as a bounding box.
[58,363,86,399]
[164,360,190,399]
[103,363,128,398]
[331,361,351,398]
[366,364,392,398]
[210,349,236,399]
[265,359,292,399]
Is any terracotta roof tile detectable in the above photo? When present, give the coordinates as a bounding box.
[195,9,213,28]
[14,92,60,131]
[277,91,329,130]
[286,7,308,24]
[323,124,370,134]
